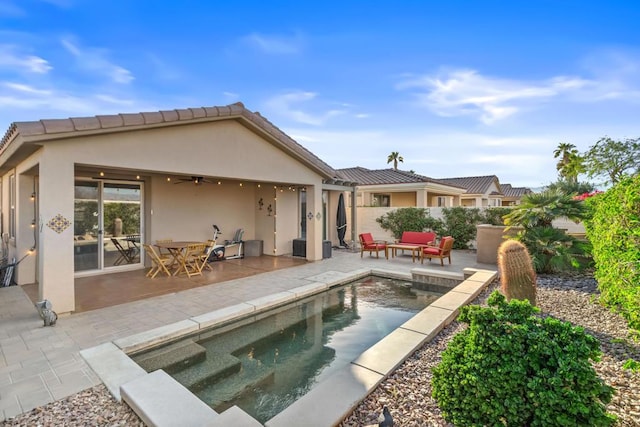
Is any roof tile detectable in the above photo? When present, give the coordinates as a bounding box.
[40,119,75,134]
[189,107,207,119]
[71,117,100,131]
[120,113,145,126]
[16,121,45,136]
[140,112,164,125]
[97,115,124,128]
[176,109,194,120]
[160,110,178,122]
[203,107,220,117]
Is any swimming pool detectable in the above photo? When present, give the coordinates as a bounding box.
[131,276,446,423]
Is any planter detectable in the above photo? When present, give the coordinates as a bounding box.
[475,224,522,264]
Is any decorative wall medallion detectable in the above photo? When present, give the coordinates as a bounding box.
[47,214,71,234]
[307,212,314,220]
[316,212,322,220]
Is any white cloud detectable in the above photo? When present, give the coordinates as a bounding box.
[397,69,592,124]
[4,82,52,96]
[61,37,134,84]
[242,32,304,54]
[0,45,52,73]
[265,91,346,125]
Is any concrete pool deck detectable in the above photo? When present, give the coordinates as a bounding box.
[0,249,496,422]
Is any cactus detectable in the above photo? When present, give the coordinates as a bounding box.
[497,239,537,306]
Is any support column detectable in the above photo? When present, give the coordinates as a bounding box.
[305,184,322,261]
[38,155,75,313]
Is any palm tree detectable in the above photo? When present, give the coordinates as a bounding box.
[387,152,404,170]
[553,143,583,183]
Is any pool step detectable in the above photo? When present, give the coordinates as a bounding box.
[173,352,242,390]
[134,340,206,374]
[197,361,276,409]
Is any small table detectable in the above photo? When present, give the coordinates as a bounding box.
[387,244,423,263]
[154,241,202,275]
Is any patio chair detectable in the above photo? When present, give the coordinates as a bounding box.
[175,243,206,277]
[143,244,172,278]
[358,233,388,259]
[197,240,217,272]
[421,236,454,266]
[155,238,174,259]
[111,237,137,265]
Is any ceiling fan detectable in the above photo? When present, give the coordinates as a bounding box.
[174,176,214,185]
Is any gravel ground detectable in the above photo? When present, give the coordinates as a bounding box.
[341,273,640,426]
[3,273,639,426]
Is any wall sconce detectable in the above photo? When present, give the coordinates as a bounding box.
[258,198,264,210]
[267,204,273,216]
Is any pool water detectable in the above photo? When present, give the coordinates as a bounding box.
[132,276,445,423]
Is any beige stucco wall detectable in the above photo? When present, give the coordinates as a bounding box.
[391,192,415,207]
[6,119,329,313]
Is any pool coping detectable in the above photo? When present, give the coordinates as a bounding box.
[80,267,497,427]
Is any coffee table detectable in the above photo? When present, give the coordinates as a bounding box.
[387,243,423,263]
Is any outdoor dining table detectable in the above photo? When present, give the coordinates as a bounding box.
[154,241,203,276]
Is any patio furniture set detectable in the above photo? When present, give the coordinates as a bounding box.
[144,240,217,278]
[358,231,455,266]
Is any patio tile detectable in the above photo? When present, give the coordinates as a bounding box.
[120,370,217,427]
[265,364,382,427]
[191,303,255,329]
[352,328,428,376]
[79,342,146,401]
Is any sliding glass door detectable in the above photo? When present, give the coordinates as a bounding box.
[74,180,142,272]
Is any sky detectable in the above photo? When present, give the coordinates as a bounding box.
[1,0,639,188]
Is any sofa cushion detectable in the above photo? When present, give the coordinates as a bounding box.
[399,231,436,245]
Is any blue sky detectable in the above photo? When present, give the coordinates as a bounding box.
[1,0,639,188]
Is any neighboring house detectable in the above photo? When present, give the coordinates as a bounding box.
[0,102,354,313]
[500,183,533,206]
[335,169,533,242]
[336,167,467,208]
[435,175,505,207]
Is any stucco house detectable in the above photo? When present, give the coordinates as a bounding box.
[435,175,532,207]
[0,102,355,314]
[336,167,467,208]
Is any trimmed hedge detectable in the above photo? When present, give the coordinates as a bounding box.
[584,175,640,330]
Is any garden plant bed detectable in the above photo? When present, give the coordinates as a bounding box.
[3,273,639,426]
[340,273,640,426]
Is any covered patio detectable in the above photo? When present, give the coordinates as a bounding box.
[22,254,308,313]
[0,103,356,314]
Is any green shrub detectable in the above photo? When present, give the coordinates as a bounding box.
[441,206,483,249]
[480,207,512,225]
[376,207,445,239]
[584,174,640,330]
[432,291,615,427]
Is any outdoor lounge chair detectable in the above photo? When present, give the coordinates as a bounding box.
[358,233,388,258]
[421,236,454,266]
[143,244,172,278]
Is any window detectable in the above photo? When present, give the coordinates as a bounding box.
[437,196,447,207]
[372,194,390,207]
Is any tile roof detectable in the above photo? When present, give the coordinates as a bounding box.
[336,167,465,188]
[501,183,533,198]
[0,102,344,182]
[435,175,501,195]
